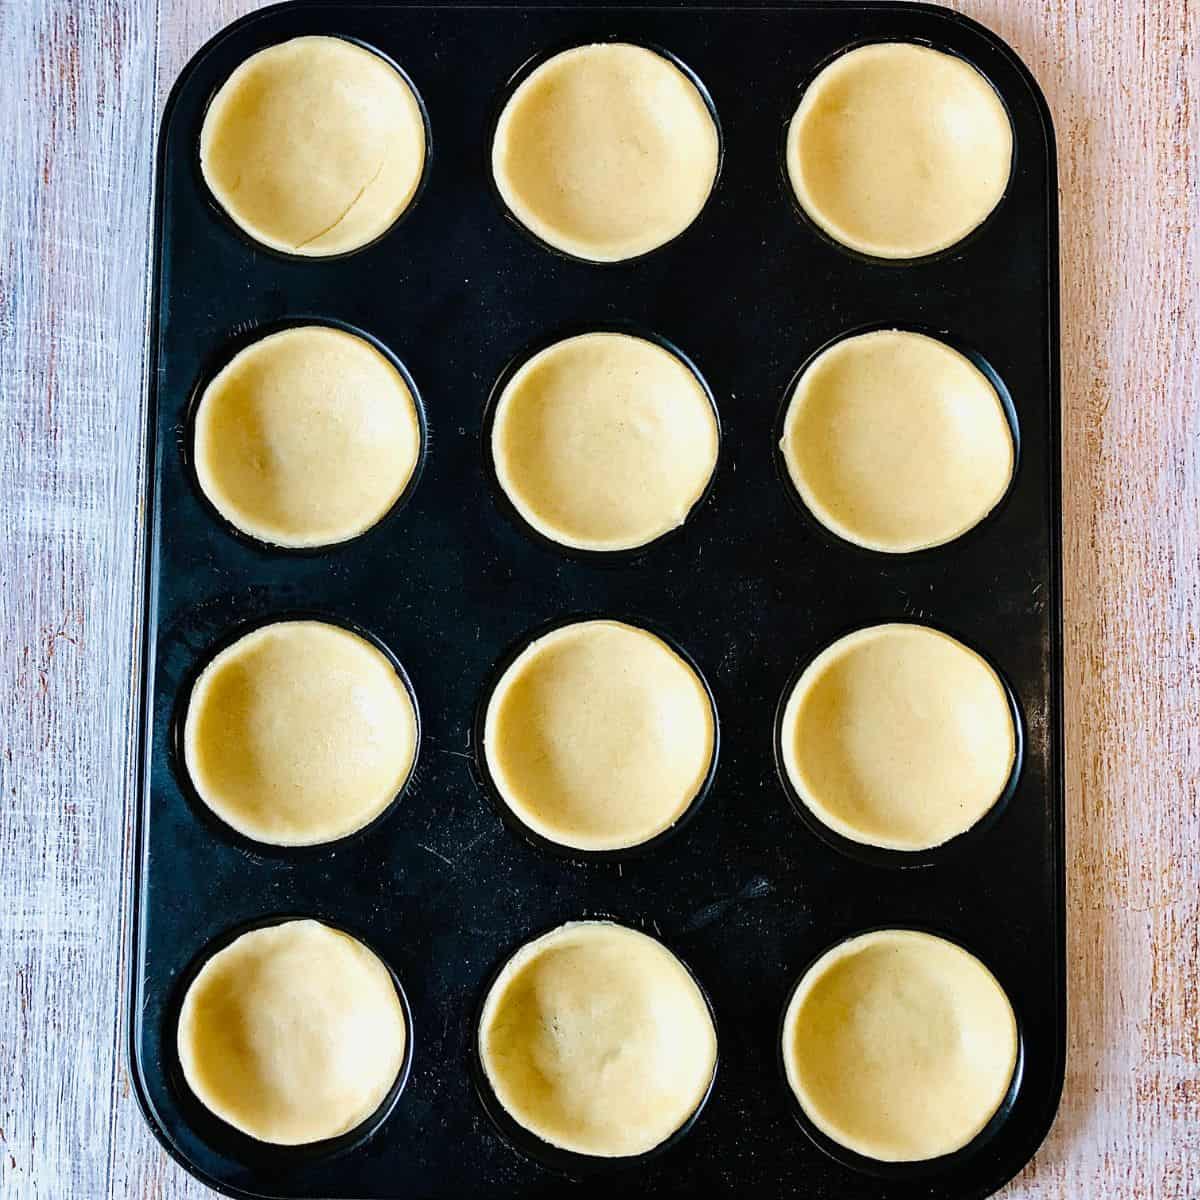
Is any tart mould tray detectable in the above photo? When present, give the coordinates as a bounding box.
[129,3,1064,1197]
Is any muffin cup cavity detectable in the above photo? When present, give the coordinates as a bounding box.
[471,919,719,1171]
[780,39,1016,265]
[773,324,1021,556]
[489,38,724,265]
[198,35,432,260]
[184,317,429,554]
[173,612,423,856]
[167,914,415,1168]
[482,323,722,559]
[773,622,1025,868]
[778,927,1024,1176]
[473,615,720,861]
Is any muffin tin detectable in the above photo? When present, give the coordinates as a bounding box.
[130,3,1064,1198]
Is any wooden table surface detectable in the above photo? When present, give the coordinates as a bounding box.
[1,1,1196,1196]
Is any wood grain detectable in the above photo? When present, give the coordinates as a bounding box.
[1,2,157,1197]
[1,1,1196,1196]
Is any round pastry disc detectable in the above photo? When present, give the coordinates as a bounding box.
[478,921,717,1157]
[786,42,1012,259]
[491,332,719,552]
[483,620,715,852]
[194,325,422,549]
[184,620,418,846]
[178,919,408,1146]
[201,36,426,256]
[782,928,1019,1162]
[492,42,719,262]
[779,329,1014,553]
[778,623,1016,851]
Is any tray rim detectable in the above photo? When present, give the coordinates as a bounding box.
[126,2,1066,1197]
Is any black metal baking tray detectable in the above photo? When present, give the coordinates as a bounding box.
[129,3,1064,1197]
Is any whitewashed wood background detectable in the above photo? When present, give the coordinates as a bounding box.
[1,1,1196,1196]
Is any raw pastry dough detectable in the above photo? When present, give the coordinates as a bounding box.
[491,332,719,551]
[184,620,417,846]
[779,329,1014,552]
[178,919,407,1145]
[200,36,426,256]
[483,620,714,851]
[782,929,1018,1162]
[478,921,716,1157]
[786,42,1012,259]
[779,624,1015,850]
[194,326,422,548]
[492,43,720,261]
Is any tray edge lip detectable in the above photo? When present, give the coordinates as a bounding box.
[924,6,1067,1191]
[122,13,287,1196]
[923,4,1068,1192]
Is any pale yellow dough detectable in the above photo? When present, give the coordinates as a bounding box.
[786,42,1013,259]
[194,326,422,548]
[491,333,719,551]
[184,620,417,846]
[483,620,714,851]
[478,921,717,1157]
[779,330,1014,553]
[782,929,1018,1162]
[200,36,426,256]
[178,920,407,1145]
[779,624,1015,851]
[492,43,720,262]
